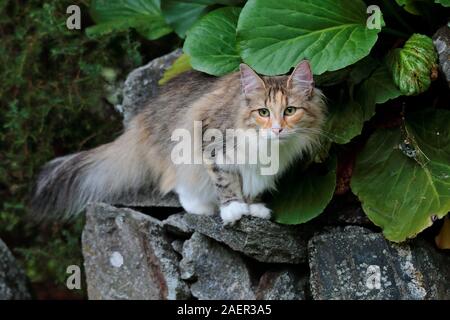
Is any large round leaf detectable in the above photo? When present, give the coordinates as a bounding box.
[387,34,438,96]
[351,109,450,242]
[162,0,243,37]
[395,0,428,15]
[361,64,402,105]
[237,0,381,75]
[184,7,242,76]
[325,64,401,145]
[162,0,209,38]
[87,0,172,40]
[435,0,450,7]
[271,156,337,224]
[325,99,366,145]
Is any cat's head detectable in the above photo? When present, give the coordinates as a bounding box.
[239,61,326,141]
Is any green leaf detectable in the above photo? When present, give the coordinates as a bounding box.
[387,34,438,96]
[162,0,209,38]
[325,64,402,145]
[325,98,366,145]
[349,56,379,85]
[354,63,402,117]
[161,0,242,37]
[315,56,378,87]
[395,0,430,15]
[315,69,351,87]
[184,7,241,76]
[362,64,402,104]
[87,0,172,40]
[158,53,192,85]
[351,109,450,242]
[435,0,450,7]
[272,156,337,224]
[237,0,381,75]
[396,0,449,13]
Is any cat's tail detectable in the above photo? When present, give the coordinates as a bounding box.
[30,122,158,221]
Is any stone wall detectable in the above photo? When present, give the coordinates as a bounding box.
[82,203,450,300]
[0,239,31,300]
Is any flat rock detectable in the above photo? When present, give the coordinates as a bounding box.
[163,213,193,237]
[183,214,309,264]
[171,240,184,255]
[433,25,450,87]
[82,203,189,300]
[308,226,450,300]
[0,239,32,300]
[117,49,182,125]
[180,232,255,300]
[255,270,306,300]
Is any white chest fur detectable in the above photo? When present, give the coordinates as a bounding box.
[238,135,314,198]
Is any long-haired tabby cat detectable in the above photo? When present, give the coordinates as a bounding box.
[31,60,326,224]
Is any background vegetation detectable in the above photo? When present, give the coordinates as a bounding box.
[1,0,449,299]
[0,0,178,298]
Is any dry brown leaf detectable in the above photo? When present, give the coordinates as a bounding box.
[435,215,450,250]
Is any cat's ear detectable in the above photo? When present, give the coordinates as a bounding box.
[240,64,265,96]
[287,60,314,97]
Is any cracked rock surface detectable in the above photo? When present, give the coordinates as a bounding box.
[182,213,309,264]
[82,203,189,300]
[0,239,32,300]
[308,226,450,300]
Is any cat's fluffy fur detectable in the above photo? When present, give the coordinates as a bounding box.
[31,61,326,224]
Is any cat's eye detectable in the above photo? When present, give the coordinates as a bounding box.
[258,108,270,117]
[284,106,297,116]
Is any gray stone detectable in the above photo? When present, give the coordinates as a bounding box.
[82,203,190,300]
[433,25,450,87]
[308,226,450,300]
[180,232,255,300]
[163,213,193,236]
[171,240,184,255]
[117,49,182,125]
[255,270,306,300]
[183,214,308,264]
[0,239,31,300]
[325,206,371,226]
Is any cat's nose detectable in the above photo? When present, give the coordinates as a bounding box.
[272,128,283,134]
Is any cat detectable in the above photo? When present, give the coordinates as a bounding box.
[31,60,326,225]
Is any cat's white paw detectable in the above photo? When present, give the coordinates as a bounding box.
[248,203,272,219]
[220,201,249,225]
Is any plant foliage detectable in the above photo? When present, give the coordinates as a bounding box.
[0,0,177,297]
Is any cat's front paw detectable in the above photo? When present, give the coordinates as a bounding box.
[248,203,272,219]
[220,201,249,225]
